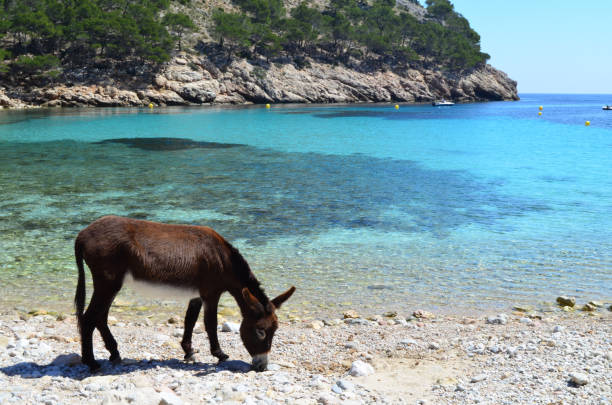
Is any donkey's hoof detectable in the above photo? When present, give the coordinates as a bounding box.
[110,355,122,365]
[215,353,229,363]
[183,348,199,362]
[212,350,229,362]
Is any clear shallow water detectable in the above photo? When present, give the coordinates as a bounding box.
[1,94,611,316]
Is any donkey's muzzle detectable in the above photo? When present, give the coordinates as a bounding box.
[251,353,268,372]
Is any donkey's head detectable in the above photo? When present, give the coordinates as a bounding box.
[240,286,296,371]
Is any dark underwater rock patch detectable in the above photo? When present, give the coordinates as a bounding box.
[95,137,243,151]
[367,284,394,290]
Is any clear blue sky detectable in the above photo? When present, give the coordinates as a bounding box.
[447,1,612,94]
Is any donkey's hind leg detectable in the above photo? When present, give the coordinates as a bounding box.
[181,297,202,361]
[81,290,108,372]
[95,280,123,365]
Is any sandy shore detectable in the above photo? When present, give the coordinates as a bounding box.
[0,306,610,405]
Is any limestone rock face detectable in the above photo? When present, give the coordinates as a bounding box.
[137,89,185,106]
[176,83,216,103]
[164,67,205,83]
[192,55,517,104]
[29,85,141,107]
[455,65,519,101]
[0,89,30,108]
[0,53,518,108]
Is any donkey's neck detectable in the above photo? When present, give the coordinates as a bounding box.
[229,288,254,317]
[228,246,270,311]
[227,277,271,317]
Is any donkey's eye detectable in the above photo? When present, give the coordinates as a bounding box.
[256,328,266,340]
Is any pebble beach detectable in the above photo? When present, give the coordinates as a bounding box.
[0,303,610,405]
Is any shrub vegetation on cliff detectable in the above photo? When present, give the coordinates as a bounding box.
[0,0,488,80]
[0,0,195,77]
[212,0,489,70]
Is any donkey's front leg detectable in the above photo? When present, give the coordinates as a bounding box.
[204,294,229,362]
[181,297,202,361]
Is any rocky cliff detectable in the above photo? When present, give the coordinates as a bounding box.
[0,53,518,109]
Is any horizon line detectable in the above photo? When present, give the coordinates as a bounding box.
[518,91,612,95]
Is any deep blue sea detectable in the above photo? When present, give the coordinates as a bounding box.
[1,94,611,315]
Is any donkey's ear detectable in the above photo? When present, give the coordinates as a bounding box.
[242,288,265,315]
[271,286,296,309]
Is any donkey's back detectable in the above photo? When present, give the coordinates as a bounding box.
[76,215,232,286]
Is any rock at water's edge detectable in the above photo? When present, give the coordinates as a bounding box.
[556,296,576,307]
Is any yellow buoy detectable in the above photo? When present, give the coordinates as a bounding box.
[539,106,543,111]
[265,103,271,109]
[394,104,399,110]
[148,103,154,109]
[585,121,590,126]
[538,111,542,116]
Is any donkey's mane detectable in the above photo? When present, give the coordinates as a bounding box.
[229,245,270,308]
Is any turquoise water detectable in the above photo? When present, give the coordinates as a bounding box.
[1,94,611,315]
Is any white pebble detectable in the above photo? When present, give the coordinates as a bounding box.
[468,343,485,354]
[569,372,588,386]
[470,374,487,383]
[318,393,336,404]
[336,379,354,391]
[232,384,250,392]
[36,342,52,355]
[398,338,418,346]
[310,320,324,330]
[486,314,508,325]
[221,322,240,333]
[349,360,374,377]
[84,383,101,392]
[159,391,184,405]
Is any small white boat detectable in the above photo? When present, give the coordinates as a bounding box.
[603,105,612,110]
[432,100,455,106]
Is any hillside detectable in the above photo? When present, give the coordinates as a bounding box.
[0,0,518,108]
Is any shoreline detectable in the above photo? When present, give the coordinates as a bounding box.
[3,286,610,326]
[0,93,520,113]
[0,306,609,404]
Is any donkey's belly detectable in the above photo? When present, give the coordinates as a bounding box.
[124,273,199,299]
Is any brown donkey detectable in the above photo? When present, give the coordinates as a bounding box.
[74,215,295,372]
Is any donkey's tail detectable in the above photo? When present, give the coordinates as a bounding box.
[74,237,86,333]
